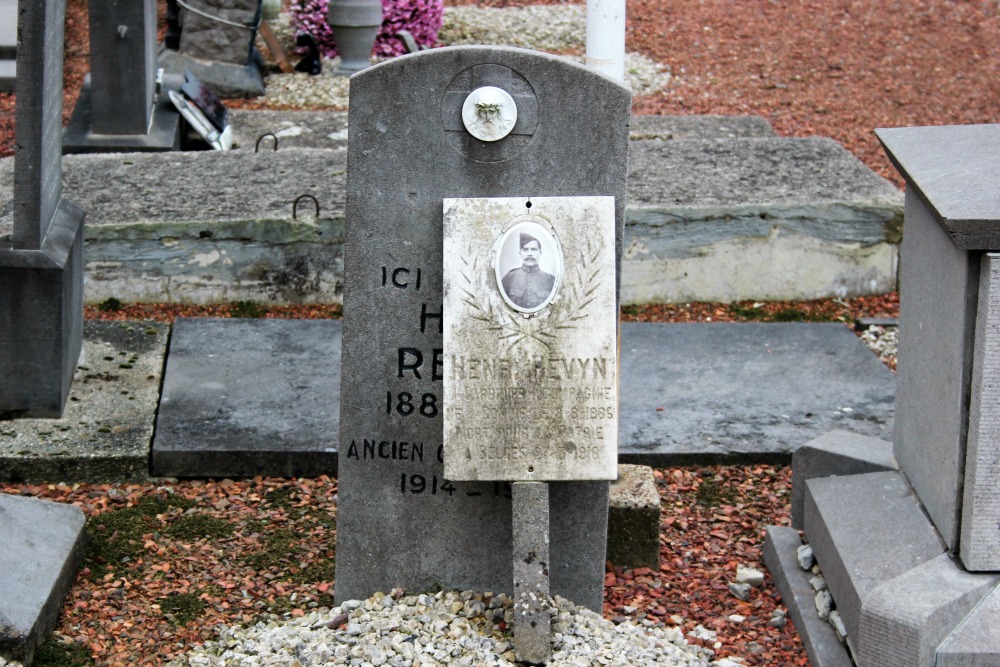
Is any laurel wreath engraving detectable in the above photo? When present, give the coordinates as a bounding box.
[454,235,605,352]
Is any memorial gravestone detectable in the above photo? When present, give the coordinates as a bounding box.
[0,0,85,417]
[335,46,630,612]
[766,124,1000,667]
[64,0,183,153]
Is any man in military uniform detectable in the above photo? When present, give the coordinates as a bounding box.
[501,233,556,309]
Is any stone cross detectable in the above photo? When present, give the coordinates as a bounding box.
[335,47,630,618]
[1,0,85,417]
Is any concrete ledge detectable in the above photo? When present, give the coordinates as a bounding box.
[0,321,168,483]
[763,526,853,667]
[804,471,945,642]
[0,115,904,305]
[607,464,660,568]
[791,430,898,529]
[0,494,86,665]
[857,552,999,667]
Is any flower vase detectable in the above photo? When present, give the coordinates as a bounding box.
[327,0,384,75]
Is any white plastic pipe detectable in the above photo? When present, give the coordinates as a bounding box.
[586,0,626,82]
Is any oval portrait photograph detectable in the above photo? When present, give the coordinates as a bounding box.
[494,218,564,314]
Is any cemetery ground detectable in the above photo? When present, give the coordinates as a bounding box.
[0,0,989,665]
[1,293,898,667]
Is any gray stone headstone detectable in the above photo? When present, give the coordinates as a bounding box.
[335,46,630,612]
[1,0,85,417]
[89,0,156,135]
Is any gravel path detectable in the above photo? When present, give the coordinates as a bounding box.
[166,591,726,667]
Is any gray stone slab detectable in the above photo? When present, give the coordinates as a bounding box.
[961,253,1000,571]
[0,200,85,418]
[512,481,551,665]
[63,74,183,154]
[336,46,629,613]
[0,494,86,664]
[857,552,999,667]
[894,187,976,551]
[629,114,775,141]
[0,123,902,305]
[0,320,167,482]
[151,318,341,478]
[877,125,1000,249]
[607,464,660,568]
[226,112,775,152]
[624,136,901,303]
[619,323,895,464]
[13,0,66,249]
[790,430,897,529]
[937,583,1000,666]
[87,0,156,135]
[803,471,945,642]
[762,526,854,667]
[228,110,351,152]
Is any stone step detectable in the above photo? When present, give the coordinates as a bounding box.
[0,115,902,305]
[803,471,945,644]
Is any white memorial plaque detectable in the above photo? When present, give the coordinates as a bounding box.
[443,196,618,481]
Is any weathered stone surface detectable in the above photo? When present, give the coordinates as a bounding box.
[790,430,897,529]
[0,494,86,665]
[0,114,902,305]
[936,583,1000,666]
[607,464,659,568]
[877,125,1000,249]
[857,552,999,667]
[629,114,775,141]
[803,471,945,642]
[0,320,167,482]
[151,318,341,478]
[618,323,895,463]
[892,186,975,551]
[762,527,853,667]
[178,0,259,64]
[86,0,156,135]
[335,46,629,613]
[443,196,618,482]
[1,148,347,304]
[0,200,85,418]
[624,136,901,303]
[960,253,1000,571]
[512,481,552,665]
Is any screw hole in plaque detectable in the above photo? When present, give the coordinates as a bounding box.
[525,200,532,208]
[528,465,534,473]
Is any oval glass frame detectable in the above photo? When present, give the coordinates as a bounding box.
[492,214,564,315]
